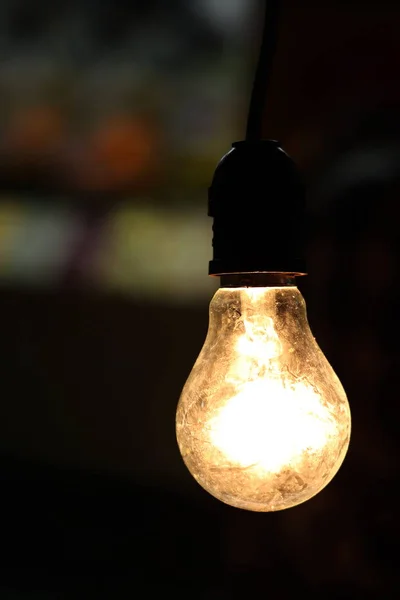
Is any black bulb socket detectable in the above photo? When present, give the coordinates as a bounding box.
[208,140,306,276]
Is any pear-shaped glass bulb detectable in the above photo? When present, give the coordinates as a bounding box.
[176,281,351,511]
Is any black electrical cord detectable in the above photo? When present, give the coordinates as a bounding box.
[245,0,281,141]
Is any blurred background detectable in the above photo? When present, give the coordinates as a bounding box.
[0,0,399,597]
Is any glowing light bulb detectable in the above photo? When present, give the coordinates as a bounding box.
[176,282,351,511]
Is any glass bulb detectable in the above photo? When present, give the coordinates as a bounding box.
[176,280,351,512]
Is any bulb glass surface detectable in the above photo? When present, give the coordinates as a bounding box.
[176,286,351,511]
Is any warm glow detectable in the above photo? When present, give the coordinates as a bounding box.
[176,286,351,512]
[208,378,338,475]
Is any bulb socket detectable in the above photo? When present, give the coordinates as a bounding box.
[208,140,306,276]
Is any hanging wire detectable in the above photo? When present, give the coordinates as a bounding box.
[245,0,281,141]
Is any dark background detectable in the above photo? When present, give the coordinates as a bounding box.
[0,1,399,597]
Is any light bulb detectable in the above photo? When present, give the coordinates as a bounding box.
[176,279,351,511]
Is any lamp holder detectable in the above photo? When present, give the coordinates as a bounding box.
[208,140,306,277]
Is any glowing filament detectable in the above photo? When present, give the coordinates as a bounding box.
[208,378,337,474]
